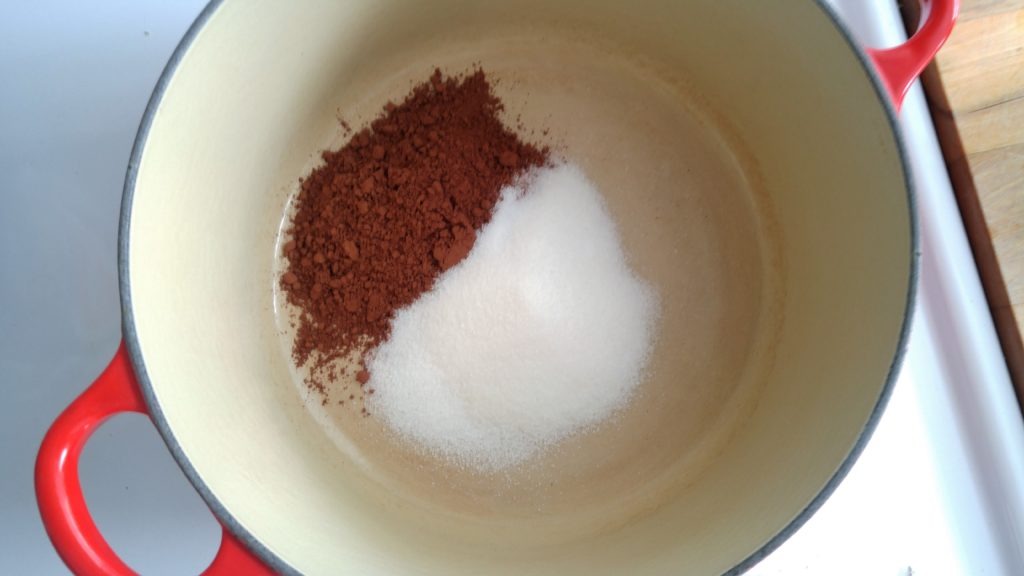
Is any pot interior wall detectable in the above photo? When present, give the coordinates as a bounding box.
[125,1,910,574]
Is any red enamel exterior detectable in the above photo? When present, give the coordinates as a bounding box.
[34,342,275,576]
[868,0,959,111]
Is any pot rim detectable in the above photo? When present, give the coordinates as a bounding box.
[117,2,919,574]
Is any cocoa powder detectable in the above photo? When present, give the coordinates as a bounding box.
[281,69,548,388]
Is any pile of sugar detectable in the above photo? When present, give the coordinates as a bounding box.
[366,163,659,471]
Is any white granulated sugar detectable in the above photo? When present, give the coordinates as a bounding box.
[366,162,658,471]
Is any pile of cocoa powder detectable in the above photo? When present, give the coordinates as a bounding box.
[281,69,548,397]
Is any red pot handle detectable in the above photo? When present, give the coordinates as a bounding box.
[867,0,959,111]
[35,341,274,576]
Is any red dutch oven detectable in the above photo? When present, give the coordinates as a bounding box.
[37,1,957,574]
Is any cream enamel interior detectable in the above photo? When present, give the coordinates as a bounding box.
[126,1,911,575]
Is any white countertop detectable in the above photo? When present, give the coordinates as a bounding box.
[2,1,1021,574]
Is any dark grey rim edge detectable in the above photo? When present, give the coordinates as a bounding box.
[724,1,920,574]
[117,2,919,575]
[117,0,299,574]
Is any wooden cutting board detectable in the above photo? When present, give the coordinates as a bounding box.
[919,0,1024,399]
